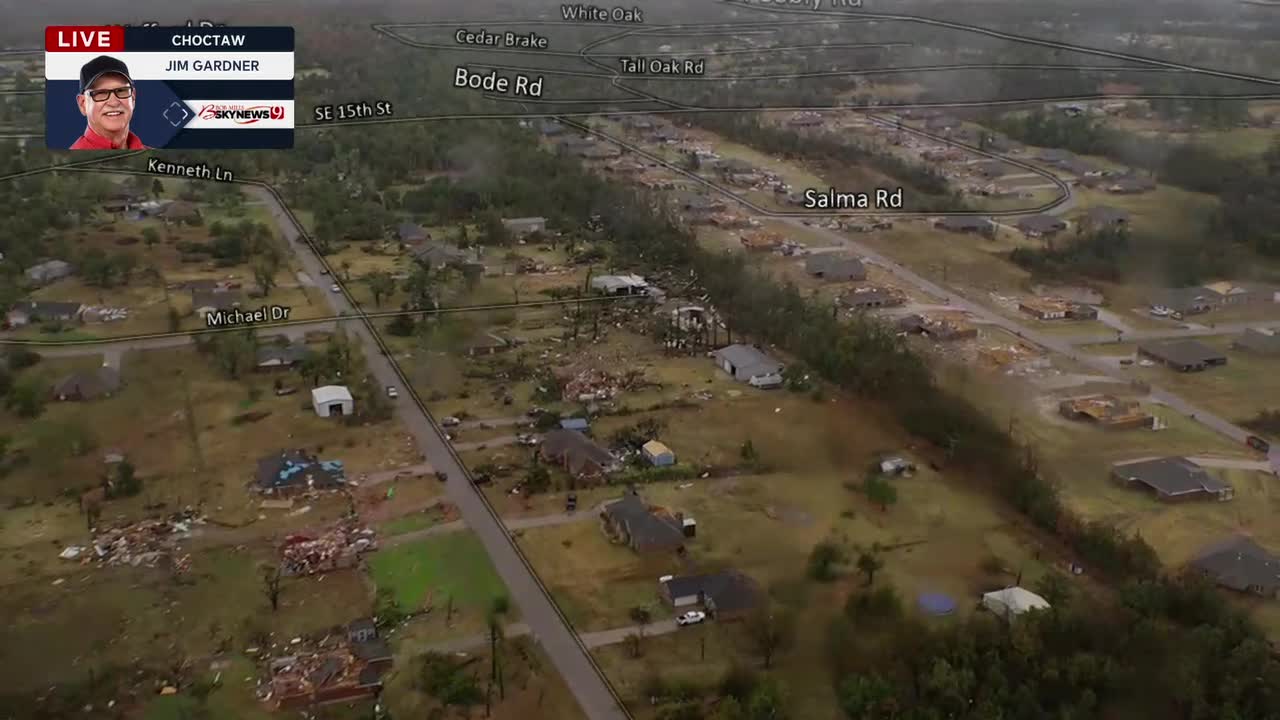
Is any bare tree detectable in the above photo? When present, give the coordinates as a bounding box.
[744,604,796,670]
[262,564,283,612]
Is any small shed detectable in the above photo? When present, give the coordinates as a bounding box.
[641,440,676,467]
[560,417,590,432]
[312,385,354,418]
[981,586,1049,620]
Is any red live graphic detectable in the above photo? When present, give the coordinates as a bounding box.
[45,26,125,52]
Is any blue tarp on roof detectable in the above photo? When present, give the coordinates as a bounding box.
[560,418,590,431]
[918,592,958,616]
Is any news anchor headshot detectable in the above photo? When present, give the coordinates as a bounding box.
[70,55,148,150]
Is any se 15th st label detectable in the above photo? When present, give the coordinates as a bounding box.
[313,101,393,122]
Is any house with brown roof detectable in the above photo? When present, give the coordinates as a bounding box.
[539,429,618,479]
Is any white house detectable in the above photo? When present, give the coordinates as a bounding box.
[981,586,1050,620]
[312,385,354,417]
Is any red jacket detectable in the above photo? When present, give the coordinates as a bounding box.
[70,126,148,150]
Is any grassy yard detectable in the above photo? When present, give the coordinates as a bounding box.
[368,531,507,614]
[1081,335,1280,423]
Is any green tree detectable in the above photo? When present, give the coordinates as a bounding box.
[837,674,896,720]
[864,475,898,512]
[807,540,846,582]
[387,311,416,336]
[141,226,160,248]
[366,270,397,308]
[740,438,759,465]
[523,461,551,494]
[6,376,46,418]
[487,595,510,700]
[856,546,885,587]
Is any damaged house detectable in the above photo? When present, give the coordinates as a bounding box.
[254,450,347,495]
[539,429,619,480]
[601,490,692,554]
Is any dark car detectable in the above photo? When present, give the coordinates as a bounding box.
[435,470,449,482]
[1247,435,1272,454]
[472,472,492,485]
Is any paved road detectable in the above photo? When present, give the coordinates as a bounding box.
[457,415,533,430]
[23,319,341,359]
[777,216,1256,445]
[251,186,630,720]
[1064,320,1280,347]
[1187,456,1277,473]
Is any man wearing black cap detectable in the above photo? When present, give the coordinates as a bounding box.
[70,55,148,150]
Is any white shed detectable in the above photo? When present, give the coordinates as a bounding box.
[312,385,354,418]
[981,586,1050,620]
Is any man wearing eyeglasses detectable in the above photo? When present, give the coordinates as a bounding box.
[70,55,149,150]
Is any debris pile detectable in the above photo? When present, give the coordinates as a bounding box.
[61,510,204,570]
[280,518,377,576]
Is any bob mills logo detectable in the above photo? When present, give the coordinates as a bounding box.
[197,103,287,124]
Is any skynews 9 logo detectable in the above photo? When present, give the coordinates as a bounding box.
[197,103,286,124]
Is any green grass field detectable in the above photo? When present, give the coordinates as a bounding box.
[369,531,507,612]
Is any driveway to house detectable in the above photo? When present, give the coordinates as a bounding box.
[452,435,521,452]
[251,185,630,720]
[1064,320,1280,347]
[457,416,533,430]
[1186,456,1276,473]
[418,618,681,655]
[778,216,1254,446]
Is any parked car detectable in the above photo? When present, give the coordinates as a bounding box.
[1149,305,1170,317]
[385,386,399,399]
[676,611,707,627]
[472,472,492,485]
[1247,435,1272,454]
[330,284,341,293]
[441,416,461,427]
[434,471,448,482]
[516,434,540,446]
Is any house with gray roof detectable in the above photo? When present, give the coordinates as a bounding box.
[256,343,310,370]
[935,216,993,234]
[1081,206,1131,231]
[712,344,783,388]
[805,254,867,282]
[253,450,346,495]
[602,490,687,554]
[1147,287,1213,316]
[5,300,84,327]
[1190,536,1280,598]
[1015,214,1068,238]
[1233,327,1280,355]
[661,570,761,618]
[539,429,618,479]
[396,223,429,243]
[410,242,480,272]
[25,260,74,286]
[192,290,243,317]
[52,366,122,401]
[1110,457,1233,503]
[1138,340,1227,372]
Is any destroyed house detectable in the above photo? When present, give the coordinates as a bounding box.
[1057,395,1154,429]
[269,644,387,710]
[675,193,726,216]
[539,430,618,479]
[1138,340,1227,372]
[25,259,74,285]
[935,216,992,234]
[974,160,1008,178]
[662,570,761,618]
[1191,536,1280,598]
[254,451,346,495]
[590,274,650,296]
[53,366,122,401]
[1111,457,1233,503]
[602,491,687,553]
[840,288,903,310]
[1015,214,1067,237]
[805,254,867,281]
